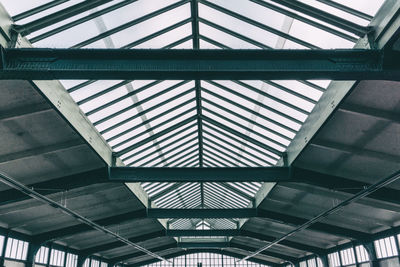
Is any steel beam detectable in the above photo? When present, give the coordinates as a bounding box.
[147,208,257,218]
[167,229,239,237]
[179,242,229,248]
[108,167,291,182]
[1,48,400,80]
[0,168,108,206]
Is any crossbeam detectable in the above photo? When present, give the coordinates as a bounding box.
[166,229,239,236]
[108,167,291,182]
[147,208,257,218]
[1,48,400,80]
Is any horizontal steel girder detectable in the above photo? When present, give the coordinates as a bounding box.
[1,48,400,80]
[108,166,291,182]
[147,208,257,218]
[167,229,239,236]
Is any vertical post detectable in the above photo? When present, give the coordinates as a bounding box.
[363,241,379,267]
[63,249,68,267]
[317,254,329,267]
[351,245,360,267]
[0,234,9,267]
[391,231,400,265]
[338,251,343,267]
[77,254,89,267]
[46,244,53,267]
[26,242,41,267]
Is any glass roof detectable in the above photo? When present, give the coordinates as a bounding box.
[3,0,386,233]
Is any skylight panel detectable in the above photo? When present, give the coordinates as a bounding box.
[131,132,197,167]
[66,80,124,103]
[148,109,197,135]
[202,107,286,155]
[300,0,383,24]
[121,121,197,162]
[127,129,197,166]
[271,80,324,102]
[227,183,257,198]
[94,3,191,49]
[199,21,264,50]
[202,134,261,167]
[202,97,291,146]
[203,143,246,167]
[199,2,281,48]
[202,129,268,166]
[203,122,278,165]
[288,19,354,48]
[163,146,199,167]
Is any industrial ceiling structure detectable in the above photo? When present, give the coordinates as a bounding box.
[0,0,399,267]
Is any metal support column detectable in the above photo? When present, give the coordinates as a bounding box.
[77,254,89,267]
[26,242,41,267]
[0,233,8,267]
[364,242,379,267]
[317,254,329,267]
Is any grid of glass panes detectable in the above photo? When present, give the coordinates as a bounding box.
[4,237,28,260]
[49,249,65,267]
[141,253,271,267]
[145,260,173,267]
[35,246,50,264]
[374,236,398,259]
[174,255,185,267]
[299,260,307,267]
[340,248,356,266]
[83,259,90,267]
[0,235,4,257]
[91,259,100,267]
[223,255,235,267]
[355,245,369,263]
[66,253,78,267]
[328,252,340,267]
[101,261,108,267]
[307,258,317,267]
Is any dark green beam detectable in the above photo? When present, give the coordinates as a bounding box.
[108,167,292,182]
[1,48,400,80]
[148,208,257,218]
[178,242,229,248]
[167,229,239,237]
